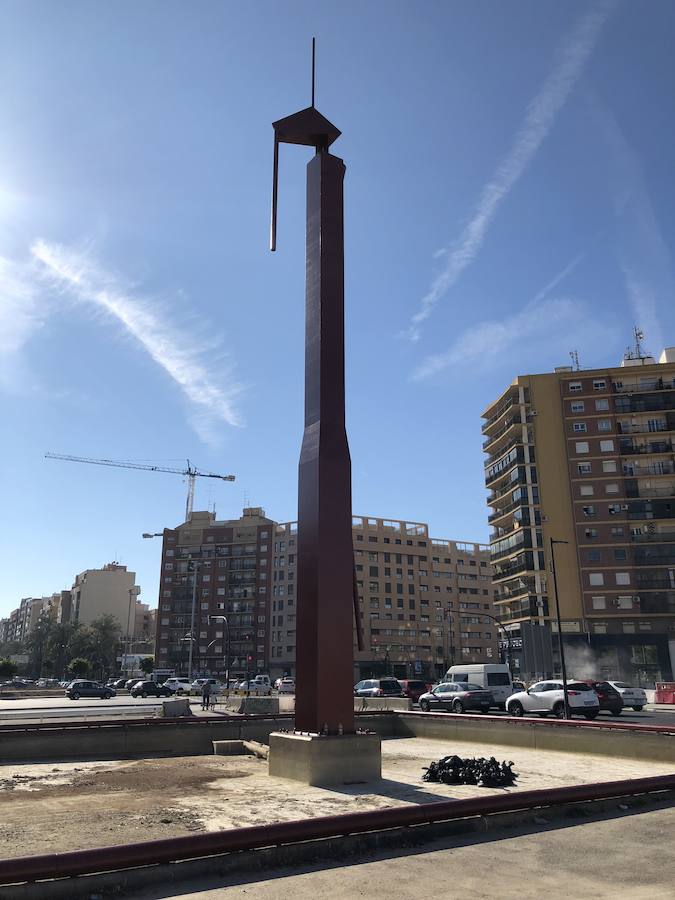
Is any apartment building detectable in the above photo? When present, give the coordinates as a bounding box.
[483,345,675,685]
[270,516,498,681]
[154,508,274,676]
[69,563,139,635]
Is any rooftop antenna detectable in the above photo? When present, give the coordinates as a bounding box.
[569,350,580,371]
[634,326,646,359]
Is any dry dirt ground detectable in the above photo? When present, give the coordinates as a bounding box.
[0,736,671,858]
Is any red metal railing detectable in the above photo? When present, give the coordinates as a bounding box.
[0,774,673,885]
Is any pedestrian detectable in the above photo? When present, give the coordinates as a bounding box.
[201,680,212,711]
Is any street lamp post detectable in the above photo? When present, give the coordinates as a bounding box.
[209,615,231,697]
[550,538,571,719]
[482,613,512,675]
[125,586,141,676]
[186,558,200,683]
[179,632,195,679]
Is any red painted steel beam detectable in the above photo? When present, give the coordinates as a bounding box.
[0,775,673,885]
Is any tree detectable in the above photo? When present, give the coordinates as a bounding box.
[25,612,55,677]
[68,657,90,678]
[139,657,154,676]
[0,659,18,678]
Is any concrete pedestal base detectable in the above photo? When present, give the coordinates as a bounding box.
[268,732,382,786]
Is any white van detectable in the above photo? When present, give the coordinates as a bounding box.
[444,664,513,709]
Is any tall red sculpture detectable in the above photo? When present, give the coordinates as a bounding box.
[271,48,355,736]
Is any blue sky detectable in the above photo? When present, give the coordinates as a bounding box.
[2,0,675,617]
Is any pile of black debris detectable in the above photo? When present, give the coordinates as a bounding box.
[422,755,518,787]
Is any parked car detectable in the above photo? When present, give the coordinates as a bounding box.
[511,680,527,693]
[608,681,648,712]
[583,680,623,716]
[276,678,295,694]
[124,678,141,691]
[112,677,130,690]
[353,678,404,698]
[419,682,493,714]
[398,679,430,702]
[505,680,600,719]
[66,680,116,700]
[130,680,172,698]
[161,677,193,694]
[190,678,221,696]
[237,676,272,695]
[445,664,513,710]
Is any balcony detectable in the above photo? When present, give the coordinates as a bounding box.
[620,439,674,455]
[482,395,519,434]
[635,575,675,590]
[492,552,537,581]
[496,596,549,620]
[617,421,672,435]
[636,592,675,614]
[615,391,675,415]
[631,530,675,543]
[488,495,531,523]
[613,377,675,394]
[633,548,675,566]
[482,413,523,450]
[490,530,533,562]
[626,500,675,521]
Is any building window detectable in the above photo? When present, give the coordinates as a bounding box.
[591,596,606,610]
[571,401,585,413]
[602,460,617,473]
[617,595,634,609]
[585,528,598,539]
[587,549,602,562]
[582,506,596,517]
[605,483,619,494]
[578,463,592,475]
[575,441,590,454]
[622,622,636,633]
[580,485,594,496]
[608,504,622,516]
[573,422,587,433]
[611,526,624,537]
[569,382,582,392]
[593,380,606,391]
[593,623,607,634]
[589,573,604,586]
[595,399,609,411]
[615,572,630,585]
[597,420,612,432]
[614,549,627,561]
[600,440,615,452]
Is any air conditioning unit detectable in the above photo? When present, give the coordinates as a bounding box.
[621,505,629,510]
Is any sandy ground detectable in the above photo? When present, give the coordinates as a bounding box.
[0,736,672,858]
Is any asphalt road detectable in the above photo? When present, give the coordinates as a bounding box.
[1,694,675,725]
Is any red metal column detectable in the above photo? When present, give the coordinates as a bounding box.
[295,149,354,735]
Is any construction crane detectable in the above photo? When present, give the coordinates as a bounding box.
[45,453,235,520]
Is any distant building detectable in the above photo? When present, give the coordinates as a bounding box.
[272,517,498,681]
[68,563,140,636]
[483,345,675,684]
[153,508,499,681]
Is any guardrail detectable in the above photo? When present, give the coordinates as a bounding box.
[0,774,673,886]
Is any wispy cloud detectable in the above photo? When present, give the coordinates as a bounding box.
[411,297,585,381]
[412,244,596,381]
[592,99,672,353]
[31,240,243,434]
[405,0,616,341]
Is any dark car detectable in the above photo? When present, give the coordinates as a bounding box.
[124,678,140,691]
[112,677,129,690]
[130,680,172,698]
[419,682,493,714]
[65,680,115,700]
[584,680,623,716]
[354,678,404,698]
[398,679,431,702]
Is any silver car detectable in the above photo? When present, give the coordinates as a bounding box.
[608,681,648,712]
